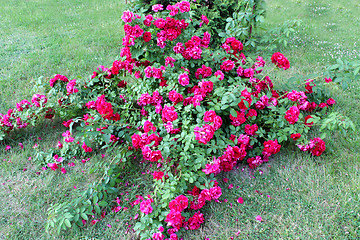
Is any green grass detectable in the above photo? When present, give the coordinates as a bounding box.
[1,0,360,239]
[0,0,124,112]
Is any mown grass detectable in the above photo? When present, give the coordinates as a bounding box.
[0,0,124,112]
[1,0,360,239]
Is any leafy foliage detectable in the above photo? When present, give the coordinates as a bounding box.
[256,19,303,52]
[324,58,360,90]
[131,0,266,48]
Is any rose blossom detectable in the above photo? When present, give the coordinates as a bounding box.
[290,133,301,140]
[121,10,134,23]
[152,4,163,12]
[220,60,235,72]
[271,52,290,70]
[178,73,189,86]
[284,106,300,124]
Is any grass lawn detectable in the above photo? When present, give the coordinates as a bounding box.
[1,0,359,239]
[0,0,124,112]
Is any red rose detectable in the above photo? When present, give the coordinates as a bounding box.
[143,31,151,42]
[169,195,188,212]
[165,211,184,229]
[184,211,204,230]
[96,95,114,120]
[325,77,332,83]
[319,103,328,108]
[309,138,326,156]
[290,133,301,140]
[230,111,246,126]
[231,40,243,52]
[246,109,257,119]
[244,124,258,135]
[262,139,281,157]
[168,90,183,105]
[209,186,222,200]
[203,110,216,122]
[284,106,299,124]
[131,134,141,149]
[162,105,178,122]
[308,102,317,112]
[271,52,290,70]
[238,89,252,110]
[327,98,336,106]
[220,60,235,72]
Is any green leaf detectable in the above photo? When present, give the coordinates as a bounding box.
[57,223,62,234]
[184,144,189,152]
[94,205,101,214]
[336,58,344,65]
[230,108,237,118]
[196,105,203,113]
[98,200,108,207]
[81,213,88,221]
[64,219,71,228]
[243,99,250,109]
[189,177,194,183]
[93,195,98,205]
[354,67,360,76]
[342,81,348,90]
[163,192,170,199]
[102,134,111,143]
[134,222,143,231]
[221,104,229,110]
[329,64,340,70]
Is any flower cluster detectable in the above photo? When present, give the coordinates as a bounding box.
[133,195,154,215]
[165,195,188,230]
[297,137,326,156]
[189,184,222,211]
[262,139,281,158]
[185,80,214,108]
[203,144,247,174]
[271,52,290,70]
[164,187,218,237]
[285,105,300,124]
[194,111,222,144]
[195,65,212,79]
[168,91,183,105]
[137,91,164,111]
[174,32,211,60]
[62,130,74,143]
[140,197,154,215]
[131,131,163,163]
[144,66,165,79]
[221,37,243,55]
[31,94,47,107]
[16,99,32,112]
[66,79,78,95]
[123,23,144,47]
[82,142,93,153]
[49,74,69,87]
[95,95,120,121]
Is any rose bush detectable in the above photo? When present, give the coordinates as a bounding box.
[130,0,266,48]
[0,1,355,239]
